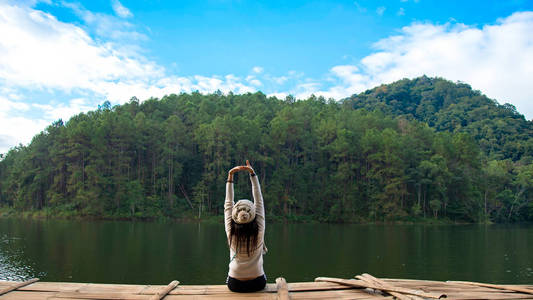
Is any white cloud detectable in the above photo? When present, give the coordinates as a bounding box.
[329,65,369,92]
[0,95,30,111]
[292,82,321,99]
[252,66,263,74]
[61,1,144,42]
[95,74,256,103]
[249,80,262,86]
[32,98,94,121]
[0,2,257,102]
[0,2,161,92]
[0,96,48,153]
[111,0,132,18]
[376,6,386,16]
[302,11,533,120]
[246,75,262,87]
[0,94,97,153]
[0,115,49,153]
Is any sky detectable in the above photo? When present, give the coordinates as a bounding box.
[1,0,532,154]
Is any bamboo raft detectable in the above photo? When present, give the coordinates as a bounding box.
[1,273,533,300]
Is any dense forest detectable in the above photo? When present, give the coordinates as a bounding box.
[0,76,532,223]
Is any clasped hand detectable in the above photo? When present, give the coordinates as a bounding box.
[227,160,254,181]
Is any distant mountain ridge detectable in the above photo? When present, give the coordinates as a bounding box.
[344,76,533,161]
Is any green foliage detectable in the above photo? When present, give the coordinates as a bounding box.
[346,76,533,162]
[0,78,532,223]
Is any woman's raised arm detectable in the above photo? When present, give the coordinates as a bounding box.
[224,166,242,236]
[246,161,265,231]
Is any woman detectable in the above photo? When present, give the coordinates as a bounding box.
[224,160,266,292]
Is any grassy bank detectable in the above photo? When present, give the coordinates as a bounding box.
[0,206,484,224]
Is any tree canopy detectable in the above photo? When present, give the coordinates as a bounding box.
[1,77,532,222]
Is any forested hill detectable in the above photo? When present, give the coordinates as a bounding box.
[344,76,533,162]
[0,77,532,223]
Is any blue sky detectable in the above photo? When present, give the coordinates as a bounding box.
[1,0,532,153]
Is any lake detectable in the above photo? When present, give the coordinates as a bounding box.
[0,218,532,284]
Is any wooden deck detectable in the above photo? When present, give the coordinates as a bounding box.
[1,274,532,300]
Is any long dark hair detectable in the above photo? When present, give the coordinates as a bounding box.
[229,218,259,256]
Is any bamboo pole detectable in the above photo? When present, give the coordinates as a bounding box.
[0,278,39,296]
[149,280,179,300]
[356,274,412,300]
[315,277,446,299]
[447,281,533,295]
[276,277,290,300]
[52,292,146,300]
[360,274,425,300]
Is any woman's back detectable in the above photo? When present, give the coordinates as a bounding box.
[224,161,267,292]
[224,173,265,279]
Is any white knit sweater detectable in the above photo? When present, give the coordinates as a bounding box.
[224,174,265,279]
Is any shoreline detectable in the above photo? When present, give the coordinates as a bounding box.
[0,206,499,225]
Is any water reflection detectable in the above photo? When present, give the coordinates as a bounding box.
[0,234,44,281]
[0,219,532,284]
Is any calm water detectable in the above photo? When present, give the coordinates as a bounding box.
[0,218,532,284]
